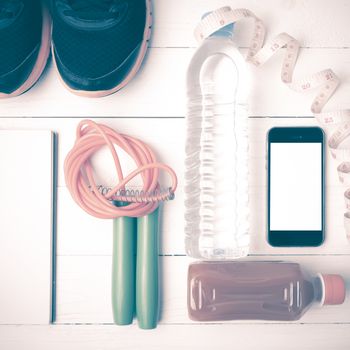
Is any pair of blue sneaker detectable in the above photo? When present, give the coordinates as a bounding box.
[0,0,151,98]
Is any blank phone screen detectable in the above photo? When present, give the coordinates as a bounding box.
[270,142,322,231]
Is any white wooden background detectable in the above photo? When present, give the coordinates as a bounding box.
[1,0,350,349]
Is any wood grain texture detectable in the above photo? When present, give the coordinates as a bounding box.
[150,0,350,48]
[0,0,349,348]
[55,256,350,325]
[0,117,348,255]
[0,324,349,350]
[0,49,349,117]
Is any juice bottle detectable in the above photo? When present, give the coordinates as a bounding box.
[188,261,346,321]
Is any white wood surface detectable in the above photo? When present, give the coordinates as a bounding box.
[1,0,350,349]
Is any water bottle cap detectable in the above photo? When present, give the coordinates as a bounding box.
[318,274,346,305]
[201,10,234,38]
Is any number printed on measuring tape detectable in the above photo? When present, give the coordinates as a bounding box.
[195,7,350,241]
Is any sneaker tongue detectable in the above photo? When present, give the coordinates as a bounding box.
[67,0,119,20]
[0,1,22,21]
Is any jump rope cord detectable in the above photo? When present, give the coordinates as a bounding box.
[64,119,178,219]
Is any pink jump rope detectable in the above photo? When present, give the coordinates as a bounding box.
[64,119,178,329]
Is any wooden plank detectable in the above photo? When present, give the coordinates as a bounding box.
[0,1,349,348]
[0,324,349,350]
[0,118,185,188]
[0,117,348,255]
[0,49,349,117]
[0,117,344,188]
[57,186,350,256]
[55,255,350,325]
[150,0,350,48]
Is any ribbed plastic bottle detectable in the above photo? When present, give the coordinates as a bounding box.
[185,13,250,259]
[188,261,346,321]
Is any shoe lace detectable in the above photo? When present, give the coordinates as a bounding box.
[66,0,121,20]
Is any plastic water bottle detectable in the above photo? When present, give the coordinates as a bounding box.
[184,16,250,259]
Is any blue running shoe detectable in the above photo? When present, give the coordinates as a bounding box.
[50,0,152,97]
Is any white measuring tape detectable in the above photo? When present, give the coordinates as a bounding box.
[195,7,350,241]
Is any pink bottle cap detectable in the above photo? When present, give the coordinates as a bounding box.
[319,274,346,305]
